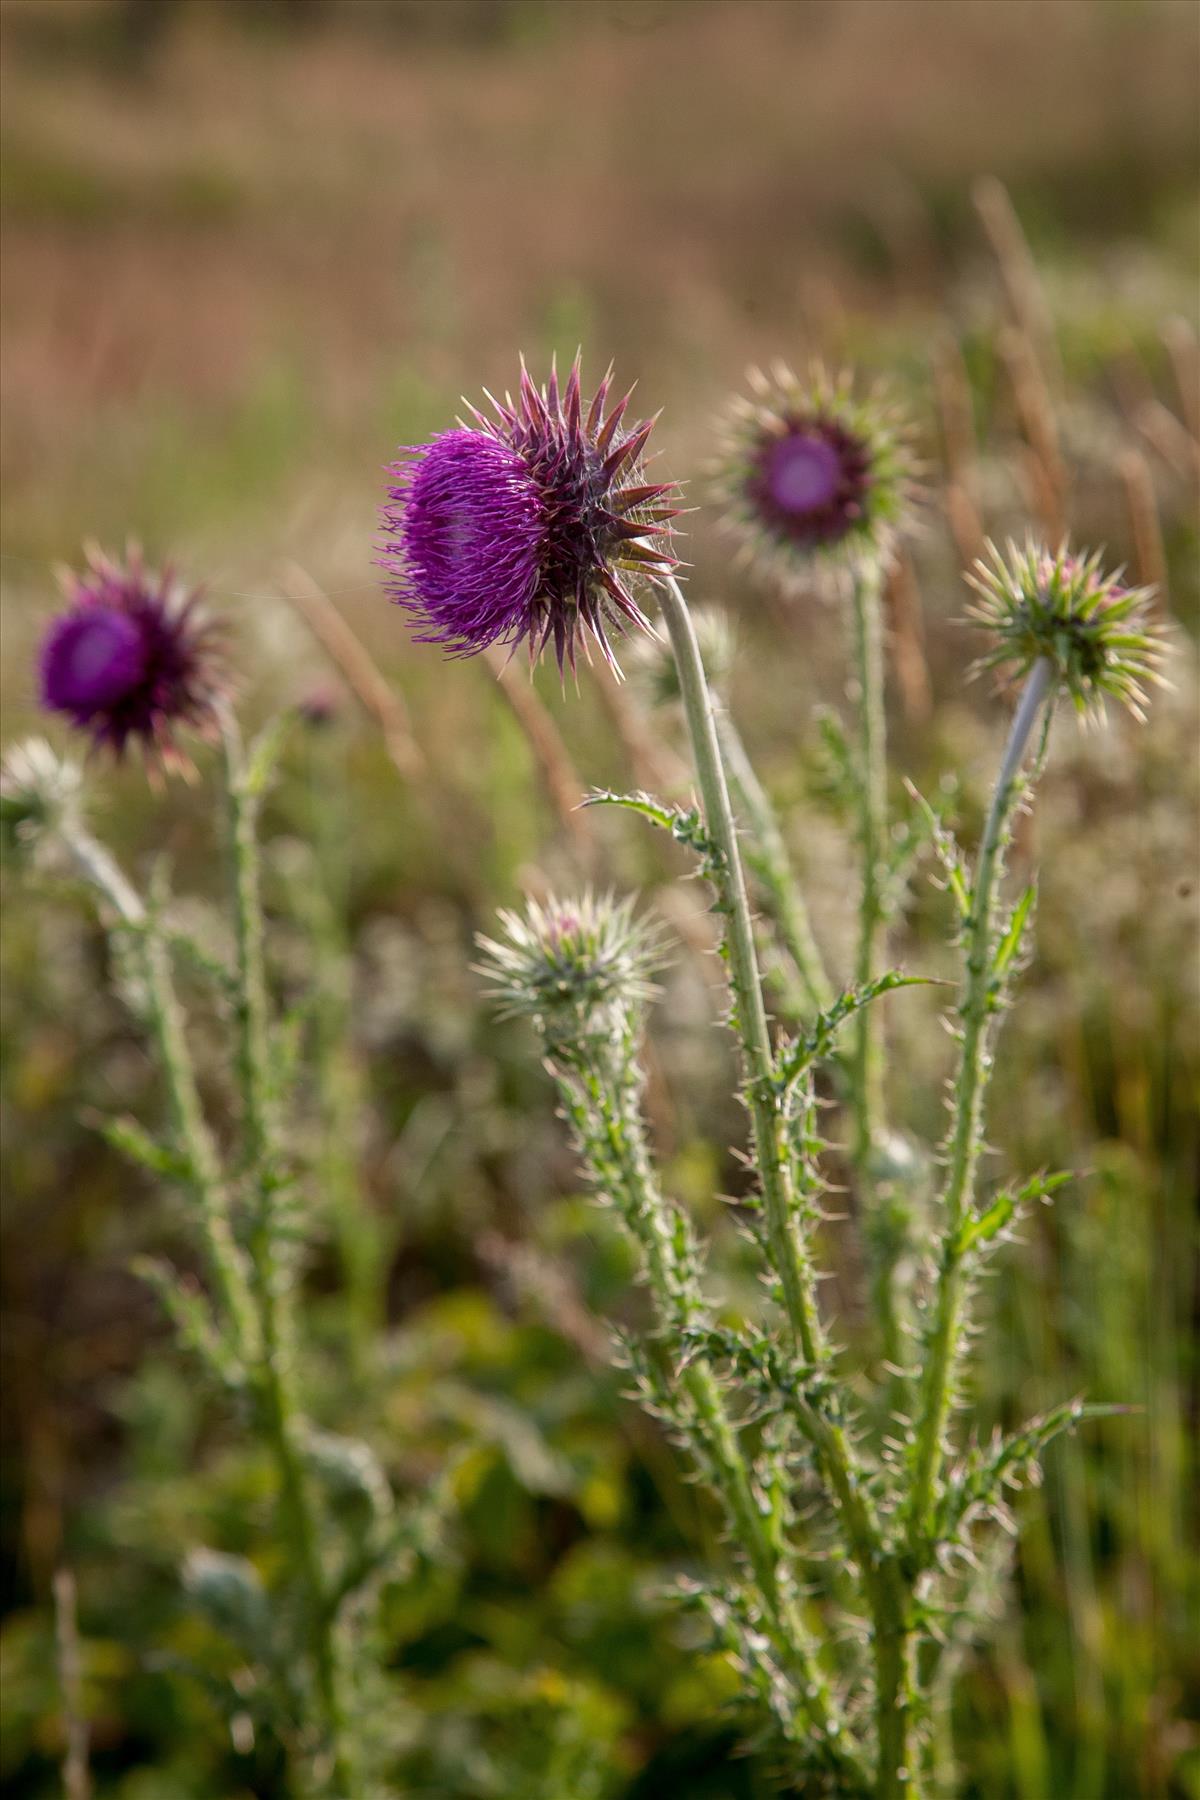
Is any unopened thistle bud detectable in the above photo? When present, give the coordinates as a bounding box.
[380,356,679,674]
[476,891,664,1050]
[711,363,912,588]
[627,605,735,709]
[0,737,83,864]
[38,545,226,768]
[966,539,1167,722]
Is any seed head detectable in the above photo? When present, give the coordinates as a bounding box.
[966,539,1167,722]
[711,363,912,587]
[380,356,679,674]
[39,545,226,768]
[476,891,665,1039]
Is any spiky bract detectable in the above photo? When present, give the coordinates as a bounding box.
[381,356,679,673]
[712,363,912,587]
[38,546,225,767]
[476,891,664,1038]
[966,539,1166,722]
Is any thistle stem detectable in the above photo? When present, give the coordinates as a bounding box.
[659,577,893,1774]
[563,1047,861,1775]
[659,578,825,1366]
[60,823,255,1357]
[849,559,889,1169]
[906,657,1055,1557]
[220,719,359,1799]
[715,707,834,1018]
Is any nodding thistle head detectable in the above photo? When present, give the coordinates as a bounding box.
[966,539,1167,722]
[711,363,912,587]
[1,737,84,865]
[380,355,679,674]
[39,545,226,768]
[476,891,664,1049]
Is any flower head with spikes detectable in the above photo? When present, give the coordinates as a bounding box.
[476,891,665,1048]
[712,363,912,588]
[38,545,226,769]
[967,539,1167,722]
[380,356,679,673]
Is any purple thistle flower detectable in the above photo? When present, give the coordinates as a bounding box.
[380,355,679,673]
[711,363,912,589]
[39,545,226,768]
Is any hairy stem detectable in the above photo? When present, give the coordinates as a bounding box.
[716,708,834,1018]
[849,560,889,1168]
[559,1040,862,1775]
[906,658,1055,1557]
[659,577,891,1778]
[61,823,255,1356]
[221,719,359,1799]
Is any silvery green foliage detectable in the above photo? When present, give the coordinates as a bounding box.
[480,542,1163,1797]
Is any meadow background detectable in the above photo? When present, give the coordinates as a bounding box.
[1,1,1198,1795]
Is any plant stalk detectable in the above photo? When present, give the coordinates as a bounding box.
[221,719,359,1799]
[61,823,255,1356]
[906,657,1055,1556]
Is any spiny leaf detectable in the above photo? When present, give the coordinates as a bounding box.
[904,779,971,921]
[952,1168,1071,1257]
[583,787,720,860]
[777,971,942,1086]
[993,882,1037,978]
[939,1397,1130,1539]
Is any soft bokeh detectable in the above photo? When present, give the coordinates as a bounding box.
[2,3,1197,1796]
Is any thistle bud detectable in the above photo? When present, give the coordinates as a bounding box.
[0,737,84,866]
[476,891,664,1052]
[627,605,735,709]
[966,539,1167,722]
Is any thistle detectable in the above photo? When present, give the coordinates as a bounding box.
[39,544,226,767]
[380,355,679,672]
[966,538,1166,721]
[476,890,663,1051]
[0,736,84,862]
[711,362,911,587]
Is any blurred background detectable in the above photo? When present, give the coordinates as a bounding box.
[1,2,1197,1796]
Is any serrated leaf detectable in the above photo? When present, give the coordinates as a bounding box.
[953,1168,1071,1256]
[778,971,942,1086]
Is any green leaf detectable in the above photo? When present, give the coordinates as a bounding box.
[583,788,720,860]
[993,882,1037,977]
[242,713,293,798]
[95,1113,192,1183]
[778,970,943,1086]
[953,1168,1071,1257]
[904,779,971,921]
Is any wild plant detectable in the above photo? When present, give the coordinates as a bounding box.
[385,355,1166,1796]
[3,347,1168,1799]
